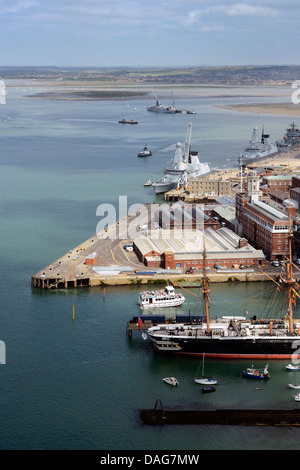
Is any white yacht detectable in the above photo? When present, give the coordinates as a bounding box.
[138,285,185,309]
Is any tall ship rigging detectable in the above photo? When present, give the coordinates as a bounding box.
[147,225,300,359]
[152,123,210,194]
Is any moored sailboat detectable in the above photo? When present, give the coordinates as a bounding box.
[194,352,218,385]
[286,364,300,371]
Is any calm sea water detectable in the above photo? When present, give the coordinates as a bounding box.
[1,82,300,450]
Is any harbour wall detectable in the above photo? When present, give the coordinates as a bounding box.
[32,270,276,289]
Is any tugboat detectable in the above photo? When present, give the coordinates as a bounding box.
[118,118,138,124]
[138,144,152,157]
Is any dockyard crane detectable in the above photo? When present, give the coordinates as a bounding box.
[183,122,192,162]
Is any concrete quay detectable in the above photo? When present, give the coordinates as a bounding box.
[31,203,151,289]
[31,230,275,289]
[31,202,278,289]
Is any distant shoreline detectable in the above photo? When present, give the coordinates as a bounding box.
[26,90,151,101]
[27,90,287,103]
[218,103,300,116]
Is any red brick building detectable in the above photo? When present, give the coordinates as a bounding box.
[236,171,291,260]
[261,175,292,193]
[133,228,265,269]
[239,201,290,260]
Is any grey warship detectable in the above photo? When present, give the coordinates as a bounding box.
[152,123,210,194]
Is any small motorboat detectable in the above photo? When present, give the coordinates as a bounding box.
[138,144,152,157]
[186,110,197,114]
[289,384,300,389]
[295,393,300,402]
[162,377,179,387]
[242,364,269,379]
[201,386,216,393]
[286,364,300,371]
[144,180,152,187]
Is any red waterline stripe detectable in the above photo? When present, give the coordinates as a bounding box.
[175,352,299,359]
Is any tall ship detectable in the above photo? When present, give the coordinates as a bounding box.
[147,92,181,114]
[152,123,210,194]
[277,122,300,149]
[147,231,300,359]
[238,126,278,167]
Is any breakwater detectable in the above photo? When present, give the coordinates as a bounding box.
[141,399,300,426]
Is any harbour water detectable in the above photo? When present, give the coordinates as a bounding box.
[1,82,300,450]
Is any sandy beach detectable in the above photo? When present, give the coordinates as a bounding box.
[219,102,300,116]
[229,145,300,172]
[255,146,300,168]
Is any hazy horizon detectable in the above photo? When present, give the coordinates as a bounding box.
[0,1,299,68]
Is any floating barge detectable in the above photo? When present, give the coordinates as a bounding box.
[141,399,300,426]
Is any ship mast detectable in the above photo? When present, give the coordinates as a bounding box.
[283,205,295,334]
[202,240,210,335]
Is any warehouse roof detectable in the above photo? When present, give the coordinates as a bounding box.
[134,227,264,260]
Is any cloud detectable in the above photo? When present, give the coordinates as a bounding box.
[0,0,38,14]
[221,3,279,17]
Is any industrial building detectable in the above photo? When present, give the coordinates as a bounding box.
[133,227,265,270]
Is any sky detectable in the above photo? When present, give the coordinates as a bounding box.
[0,0,299,67]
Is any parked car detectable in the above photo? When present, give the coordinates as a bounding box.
[123,244,133,251]
[186,267,195,274]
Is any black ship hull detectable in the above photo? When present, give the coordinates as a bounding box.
[152,336,300,359]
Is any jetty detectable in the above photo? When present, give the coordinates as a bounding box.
[31,233,273,289]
